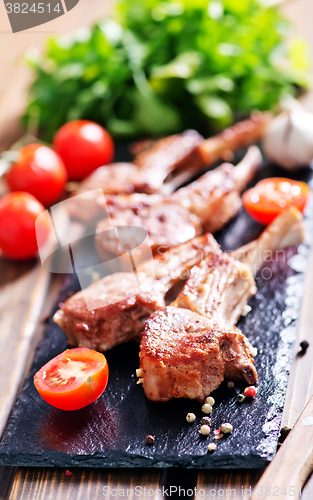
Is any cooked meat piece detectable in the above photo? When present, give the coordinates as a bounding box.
[54,272,165,352]
[54,234,219,351]
[138,232,220,281]
[95,201,202,261]
[171,146,262,230]
[139,307,257,402]
[67,163,144,223]
[68,114,270,223]
[95,147,262,260]
[67,131,203,222]
[197,112,272,166]
[133,129,204,193]
[172,253,256,328]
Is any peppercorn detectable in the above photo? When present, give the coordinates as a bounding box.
[205,396,215,406]
[221,423,233,434]
[199,425,211,436]
[208,443,217,452]
[279,426,291,443]
[299,340,309,355]
[201,416,212,426]
[237,393,245,403]
[146,435,155,444]
[244,386,257,398]
[202,403,213,414]
[186,413,196,423]
[227,381,235,389]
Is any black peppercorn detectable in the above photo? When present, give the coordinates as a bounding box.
[300,340,309,353]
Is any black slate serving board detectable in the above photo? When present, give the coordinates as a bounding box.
[0,158,312,469]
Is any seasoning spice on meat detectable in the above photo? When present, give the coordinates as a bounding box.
[199,425,211,436]
[202,403,213,414]
[146,435,155,445]
[201,416,211,425]
[221,423,233,434]
[186,413,196,423]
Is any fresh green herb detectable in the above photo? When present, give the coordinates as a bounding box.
[24,0,309,140]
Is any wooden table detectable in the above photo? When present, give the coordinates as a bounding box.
[1,1,313,498]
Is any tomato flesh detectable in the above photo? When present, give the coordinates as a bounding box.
[0,192,50,260]
[6,144,68,207]
[34,348,109,411]
[53,120,115,181]
[242,177,310,225]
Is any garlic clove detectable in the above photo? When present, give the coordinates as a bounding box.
[262,109,313,171]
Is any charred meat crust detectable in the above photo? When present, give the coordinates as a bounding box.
[139,307,257,402]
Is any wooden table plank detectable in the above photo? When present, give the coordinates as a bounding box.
[0,467,165,500]
[0,259,53,437]
[195,470,265,500]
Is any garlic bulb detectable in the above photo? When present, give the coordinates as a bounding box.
[262,109,313,170]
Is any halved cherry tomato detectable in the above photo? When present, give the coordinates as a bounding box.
[242,177,310,225]
[34,348,109,411]
[0,192,50,260]
[53,120,115,181]
[6,144,68,206]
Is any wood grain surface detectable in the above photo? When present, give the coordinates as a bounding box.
[251,395,313,500]
[1,0,313,498]
[0,467,164,500]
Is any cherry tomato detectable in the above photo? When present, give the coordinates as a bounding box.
[6,144,68,206]
[53,120,115,181]
[0,192,50,260]
[242,177,310,225]
[34,348,109,411]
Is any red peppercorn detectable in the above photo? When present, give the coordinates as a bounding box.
[65,470,73,476]
[244,386,257,398]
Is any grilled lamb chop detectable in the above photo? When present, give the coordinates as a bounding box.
[138,207,304,402]
[95,146,262,261]
[67,130,203,222]
[139,307,257,402]
[68,114,271,223]
[53,234,220,351]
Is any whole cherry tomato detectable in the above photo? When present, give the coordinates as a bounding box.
[53,120,115,180]
[6,144,68,206]
[0,192,50,260]
[34,348,109,411]
[242,177,310,225]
